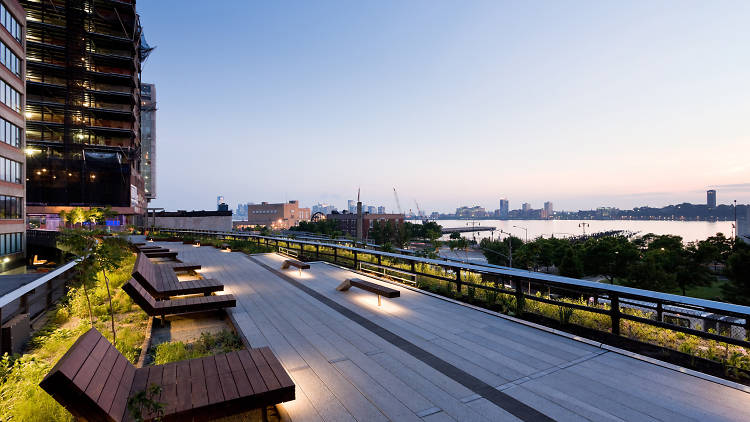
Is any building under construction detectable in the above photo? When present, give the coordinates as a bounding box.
[21,0,150,224]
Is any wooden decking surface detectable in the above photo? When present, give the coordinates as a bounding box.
[158,242,750,422]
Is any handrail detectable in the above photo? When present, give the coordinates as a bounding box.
[160,229,750,317]
[157,228,750,349]
[0,259,80,307]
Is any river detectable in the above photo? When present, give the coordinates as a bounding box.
[418,219,734,243]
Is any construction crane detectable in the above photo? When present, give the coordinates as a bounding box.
[414,199,422,218]
[392,187,402,215]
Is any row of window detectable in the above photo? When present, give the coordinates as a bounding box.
[0,116,20,148]
[0,78,19,112]
[0,194,21,219]
[0,232,22,256]
[0,3,20,43]
[0,156,21,184]
[0,41,19,76]
[251,209,279,214]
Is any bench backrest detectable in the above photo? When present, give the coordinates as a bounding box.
[39,328,136,422]
[122,278,157,314]
[132,253,162,292]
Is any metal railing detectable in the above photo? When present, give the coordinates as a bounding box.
[0,259,79,326]
[157,229,750,349]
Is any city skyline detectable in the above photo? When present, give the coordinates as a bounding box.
[139,1,749,213]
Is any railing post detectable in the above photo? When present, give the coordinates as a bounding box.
[354,251,358,269]
[21,292,29,314]
[46,279,54,309]
[514,276,524,315]
[377,254,381,265]
[656,302,663,322]
[316,245,320,260]
[455,268,462,294]
[610,294,620,336]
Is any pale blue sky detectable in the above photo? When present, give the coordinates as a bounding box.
[139,1,749,213]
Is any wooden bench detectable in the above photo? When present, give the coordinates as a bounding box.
[336,278,400,306]
[166,261,202,272]
[132,253,221,299]
[142,250,178,259]
[123,279,236,318]
[40,328,295,422]
[281,259,310,275]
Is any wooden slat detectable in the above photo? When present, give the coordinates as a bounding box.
[84,345,120,402]
[175,360,193,413]
[249,348,281,391]
[215,354,239,401]
[57,329,100,379]
[238,349,267,394]
[97,354,128,413]
[202,356,224,405]
[226,352,254,396]
[72,336,110,392]
[189,358,208,410]
[108,364,136,421]
[260,347,295,388]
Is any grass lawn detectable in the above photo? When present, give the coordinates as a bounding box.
[682,278,728,302]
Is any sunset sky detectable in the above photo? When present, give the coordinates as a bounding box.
[139,1,749,213]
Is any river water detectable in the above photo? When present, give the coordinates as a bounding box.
[421,219,734,243]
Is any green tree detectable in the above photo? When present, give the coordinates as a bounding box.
[68,207,86,227]
[558,246,584,278]
[58,229,98,325]
[722,246,750,305]
[581,236,639,283]
[624,251,677,292]
[479,236,522,267]
[92,236,130,347]
[57,210,68,228]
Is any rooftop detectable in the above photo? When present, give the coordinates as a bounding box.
[157,241,750,421]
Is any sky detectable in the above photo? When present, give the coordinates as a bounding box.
[138,1,750,214]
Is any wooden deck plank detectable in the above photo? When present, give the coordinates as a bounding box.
[170,245,750,422]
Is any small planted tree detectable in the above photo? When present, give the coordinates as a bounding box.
[59,229,98,326]
[92,236,129,347]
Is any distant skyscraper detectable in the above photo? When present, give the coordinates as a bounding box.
[499,198,509,218]
[217,196,225,206]
[378,206,386,214]
[707,190,716,209]
[522,203,531,212]
[544,201,554,219]
[348,199,357,213]
[141,83,157,201]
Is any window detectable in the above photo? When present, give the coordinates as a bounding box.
[0,117,20,147]
[0,232,22,256]
[0,195,21,218]
[0,79,20,112]
[0,156,20,183]
[0,41,19,76]
[0,4,20,43]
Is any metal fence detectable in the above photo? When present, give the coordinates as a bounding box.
[0,259,79,327]
[159,229,750,349]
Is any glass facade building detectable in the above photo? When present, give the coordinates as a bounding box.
[140,83,155,201]
[20,0,147,220]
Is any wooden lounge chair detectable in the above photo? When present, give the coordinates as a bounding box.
[142,250,178,259]
[122,279,236,317]
[132,254,222,299]
[166,261,202,272]
[39,328,295,422]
